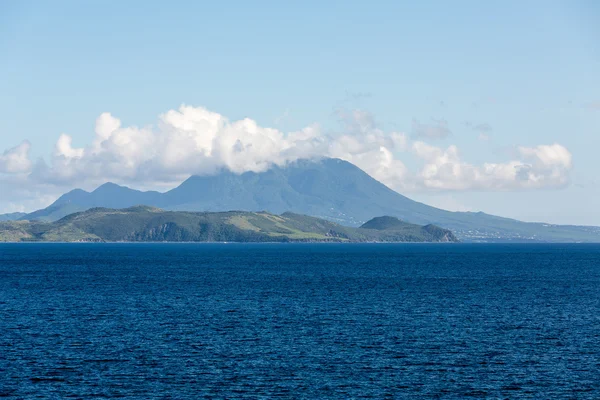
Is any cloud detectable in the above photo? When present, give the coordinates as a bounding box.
[55,134,85,159]
[28,105,326,186]
[0,105,575,214]
[411,118,451,139]
[95,112,122,141]
[328,111,409,189]
[0,141,32,174]
[411,142,572,191]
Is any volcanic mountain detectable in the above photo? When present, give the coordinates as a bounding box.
[15,158,600,242]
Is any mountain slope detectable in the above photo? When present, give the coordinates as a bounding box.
[0,212,26,222]
[2,207,457,243]
[19,158,600,242]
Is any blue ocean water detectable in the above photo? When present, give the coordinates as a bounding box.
[1,243,599,399]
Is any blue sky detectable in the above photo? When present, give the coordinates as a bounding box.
[1,0,599,224]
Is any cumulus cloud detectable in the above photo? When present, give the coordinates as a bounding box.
[0,105,574,208]
[28,105,326,186]
[55,134,84,159]
[412,141,571,190]
[0,141,32,174]
[329,108,410,188]
[411,118,451,140]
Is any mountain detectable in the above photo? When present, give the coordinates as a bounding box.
[1,207,457,243]
[19,158,600,242]
[22,184,164,222]
[0,212,26,222]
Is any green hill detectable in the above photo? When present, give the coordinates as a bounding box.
[1,206,458,243]
[360,216,412,230]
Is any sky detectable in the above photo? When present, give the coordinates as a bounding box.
[0,0,599,224]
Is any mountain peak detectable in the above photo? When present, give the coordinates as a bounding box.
[52,188,90,207]
[93,182,127,193]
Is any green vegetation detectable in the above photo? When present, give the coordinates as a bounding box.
[0,206,458,243]
[360,216,412,230]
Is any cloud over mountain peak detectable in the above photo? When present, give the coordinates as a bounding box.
[0,105,574,214]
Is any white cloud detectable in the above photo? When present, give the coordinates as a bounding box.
[411,141,572,191]
[55,134,84,159]
[328,132,409,189]
[518,143,572,169]
[95,112,121,141]
[0,105,575,214]
[28,105,326,185]
[0,141,32,174]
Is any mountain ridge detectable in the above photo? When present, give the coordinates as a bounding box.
[0,212,27,222]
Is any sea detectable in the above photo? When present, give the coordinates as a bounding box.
[1,243,599,399]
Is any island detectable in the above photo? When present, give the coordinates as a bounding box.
[0,206,458,243]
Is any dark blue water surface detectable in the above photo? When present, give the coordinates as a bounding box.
[1,243,600,398]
